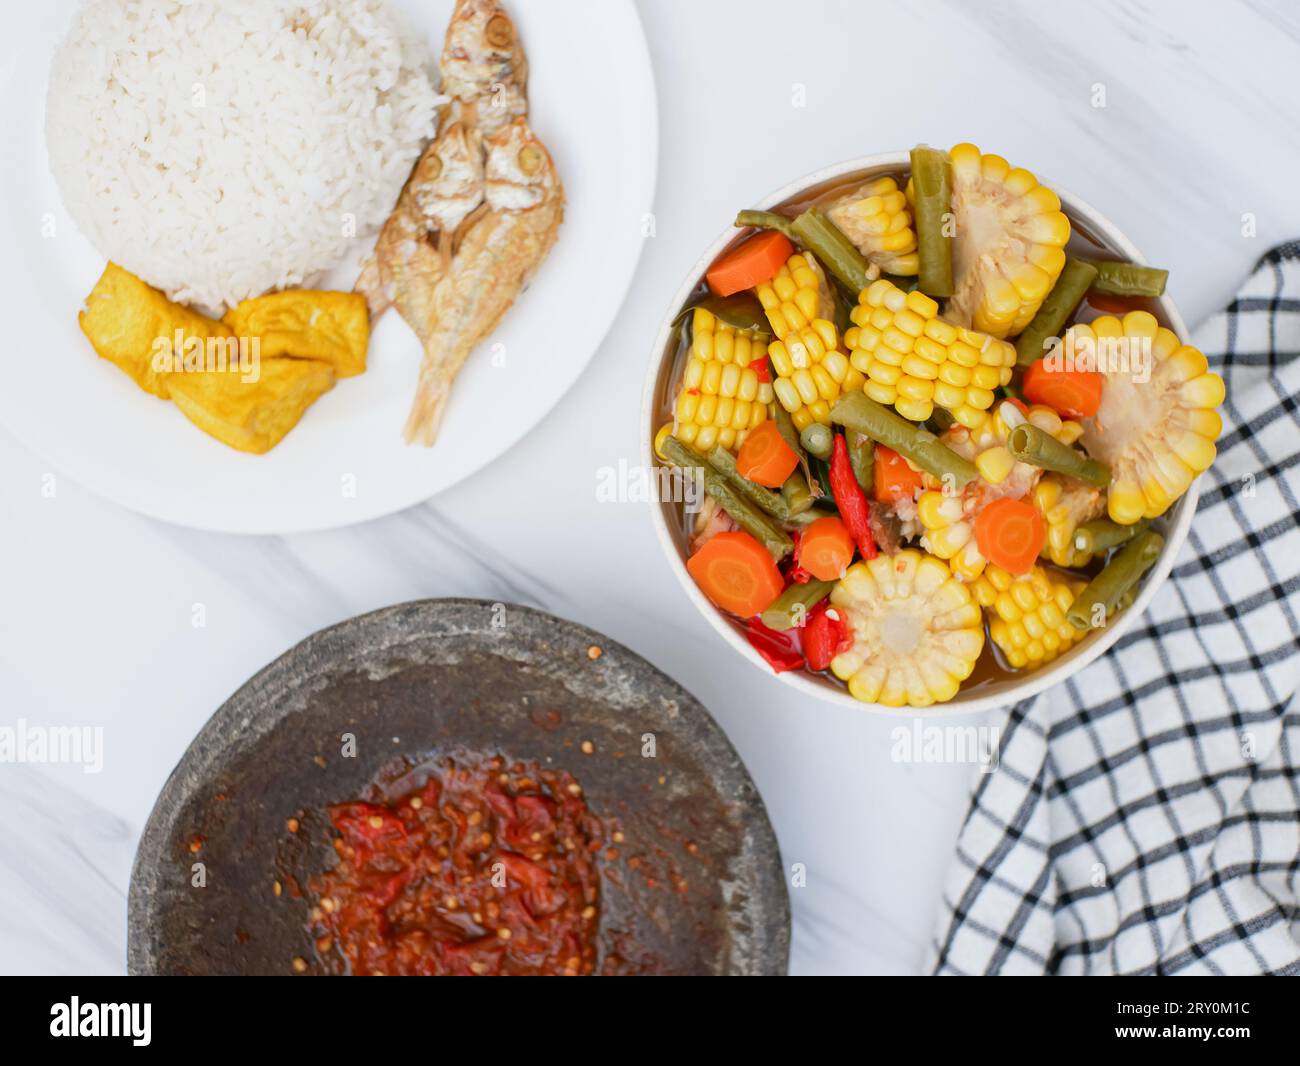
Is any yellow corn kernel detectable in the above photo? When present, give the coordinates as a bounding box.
[824,176,919,276]
[970,565,1087,670]
[672,308,768,452]
[1068,314,1225,524]
[975,446,1014,485]
[847,278,1016,429]
[754,252,853,429]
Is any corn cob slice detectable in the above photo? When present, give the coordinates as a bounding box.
[1033,474,1105,568]
[846,278,1016,428]
[829,549,985,707]
[916,401,1084,580]
[908,143,1070,339]
[970,564,1087,670]
[755,253,863,431]
[673,307,773,452]
[1074,311,1224,524]
[824,176,919,276]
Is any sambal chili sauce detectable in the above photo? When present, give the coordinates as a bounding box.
[309,754,604,976]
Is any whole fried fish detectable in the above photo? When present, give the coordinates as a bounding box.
[354,122,484,321]
[440,0,529,137]
[402,118,563,445]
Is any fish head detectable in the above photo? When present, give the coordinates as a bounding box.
[412,122,485,234]
[484,119,559,212]
[441,0,528,103]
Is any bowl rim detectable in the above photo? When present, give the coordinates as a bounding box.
[640,150,1199,718]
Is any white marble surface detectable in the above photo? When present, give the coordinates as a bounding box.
[3,0,1300,977]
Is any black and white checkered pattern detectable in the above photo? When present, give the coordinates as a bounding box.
[929,243,1300,976]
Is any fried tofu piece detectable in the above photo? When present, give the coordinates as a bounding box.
[223,290,369,378]
[166,359,336,455]
[79,262,234,399]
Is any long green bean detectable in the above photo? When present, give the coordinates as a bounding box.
[847,432,874,494]
[1073,518,1148,557]
[781,473,815,516]
[1067,530,1164,630]
[830,392,976,490]
[734,209,798,242]
[1015,257,1098,366]
[761,580,835,631]
[800,422,834,460]
[1088,260,1168,298]
[789,208,872,293]
[661,437,793,559]
[1007,424,1110,489]
[738,204,875,297]
[909,146,954,298]
[705,445,791,520]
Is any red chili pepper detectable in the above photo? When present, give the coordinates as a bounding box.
[829,433,878,560]
[747,357,771,383]
[745,616,805,673]
[801,601,853,671]
[785,532,814,584]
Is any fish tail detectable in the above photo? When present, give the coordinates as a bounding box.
[402,357,453,446]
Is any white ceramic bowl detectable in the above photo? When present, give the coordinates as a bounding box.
[641,152,1198,717]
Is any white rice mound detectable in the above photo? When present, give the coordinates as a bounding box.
[46,0,442,310]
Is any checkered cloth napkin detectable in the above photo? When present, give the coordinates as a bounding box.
[928,243,1300,976]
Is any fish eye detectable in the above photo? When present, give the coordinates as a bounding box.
[518,146,542,175]
[486,14,513,48]
[424,154,444,180]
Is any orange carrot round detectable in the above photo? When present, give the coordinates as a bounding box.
[706,231,794,297]
[1022,360,1103,420]
[873,445,924,503]
[736,420,799,488]
[974,498,1045,575]
[686,531,785,618]
[798,516,855,581]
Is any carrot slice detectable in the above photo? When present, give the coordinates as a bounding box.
[873,445,924,503]
[1086,292,1144,316]
[797,516,855,581]
[736,420,799,488]
[974,498,1045,575]
[1022,360,1103,420]
[706,231,795,297]
[686,531,785,618]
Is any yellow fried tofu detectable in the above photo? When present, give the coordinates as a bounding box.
[222,290,369,378]
[166,359,336,455]
[79,262,234,399]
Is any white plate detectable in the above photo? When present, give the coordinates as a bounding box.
[0,0,657,533]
